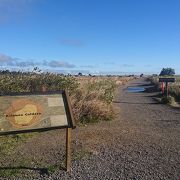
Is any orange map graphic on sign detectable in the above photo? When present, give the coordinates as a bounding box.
[5,98,43,128]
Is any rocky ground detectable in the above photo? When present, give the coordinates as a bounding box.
[0,78,180,179]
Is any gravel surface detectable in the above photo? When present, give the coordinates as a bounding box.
[1,78,180,179]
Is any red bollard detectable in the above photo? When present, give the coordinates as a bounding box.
[161,82,165,94]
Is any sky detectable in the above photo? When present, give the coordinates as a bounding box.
[0,0,180,75]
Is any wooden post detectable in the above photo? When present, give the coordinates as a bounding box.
[161,82,165,95]
[166,82,168,98]
[66,127,72,172]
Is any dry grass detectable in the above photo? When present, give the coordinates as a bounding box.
[0,71,135,124]
[70,76,135,123]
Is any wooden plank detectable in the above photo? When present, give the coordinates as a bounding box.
[66,127,72,172]
[159,78,175,82]
[64,90,76,129]
[165,82,169,98]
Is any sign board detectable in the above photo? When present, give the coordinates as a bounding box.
[159,78,175,82]
[0,91,75,135]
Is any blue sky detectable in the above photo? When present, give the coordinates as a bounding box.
[0,0,180,75]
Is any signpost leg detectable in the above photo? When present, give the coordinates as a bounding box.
[161,82,164,95]
[166,82,168,98]
[66,128,72,172]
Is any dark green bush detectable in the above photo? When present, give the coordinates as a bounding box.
[161,96,175,104]
[169,85,180,101]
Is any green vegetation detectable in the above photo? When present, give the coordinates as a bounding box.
[0,70,78,93]
[0,133,37,178]
[0,133,37,157]
[169,85,180,102]
[72,149,92,161]
[71,79,116,124]
[0,168,21,178]
[161,96,176,105]
[0,70,118,124]
[159,67,175,76]
[150,75,180,105]
[47,164,64,173]
[0,70,132,177]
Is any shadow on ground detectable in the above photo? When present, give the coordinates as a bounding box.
[0,166,50,176]
[131,82,154,87]
[0,165,66,177]
[113,101,160,105]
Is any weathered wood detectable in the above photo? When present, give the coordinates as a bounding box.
[66,127,72,172]
[64,90,76,129]
[159,78,175,83]
[0,91,75,135]
[165,82,168,98]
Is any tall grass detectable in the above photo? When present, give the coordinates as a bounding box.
[169,85,180,102]
[0,71,133,124]
[0,71,78,93]
[71,79,116,123]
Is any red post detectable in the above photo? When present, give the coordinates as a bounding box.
[165,82,168,98]
[162,82,165,94]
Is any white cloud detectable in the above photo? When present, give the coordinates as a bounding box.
[0,53,76,68]
[0,0,37,23]
[80,65,95,68]
[0,53,13,62]
[48,60,76,68]
[60,39,84,47]
[122,64,134,67]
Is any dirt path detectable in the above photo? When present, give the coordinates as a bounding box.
[65,78,180,180]
[47,78,180,180]
[1,78,180,179]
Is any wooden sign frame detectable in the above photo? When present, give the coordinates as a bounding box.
[0,90,75,172]
[0,90,75,135]
[159,78,175,83]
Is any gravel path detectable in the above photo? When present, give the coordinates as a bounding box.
[1,78,180,179]
[49,78,180,180]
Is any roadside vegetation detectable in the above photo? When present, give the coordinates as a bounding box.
[0,69,135,178]
[152,76,180,103]
[0,69,134,124]
[150,69,180,106]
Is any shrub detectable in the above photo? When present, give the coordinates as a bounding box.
[161,96,176,105]
[149,76,180,102]
[159,68,175,76]
[0,71,120,124]
[169,85,180,102]
[0,72,78,94]
[70,79,116,124]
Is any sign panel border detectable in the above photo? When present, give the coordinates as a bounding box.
[159,78,175,83]
[0,90,76,136]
